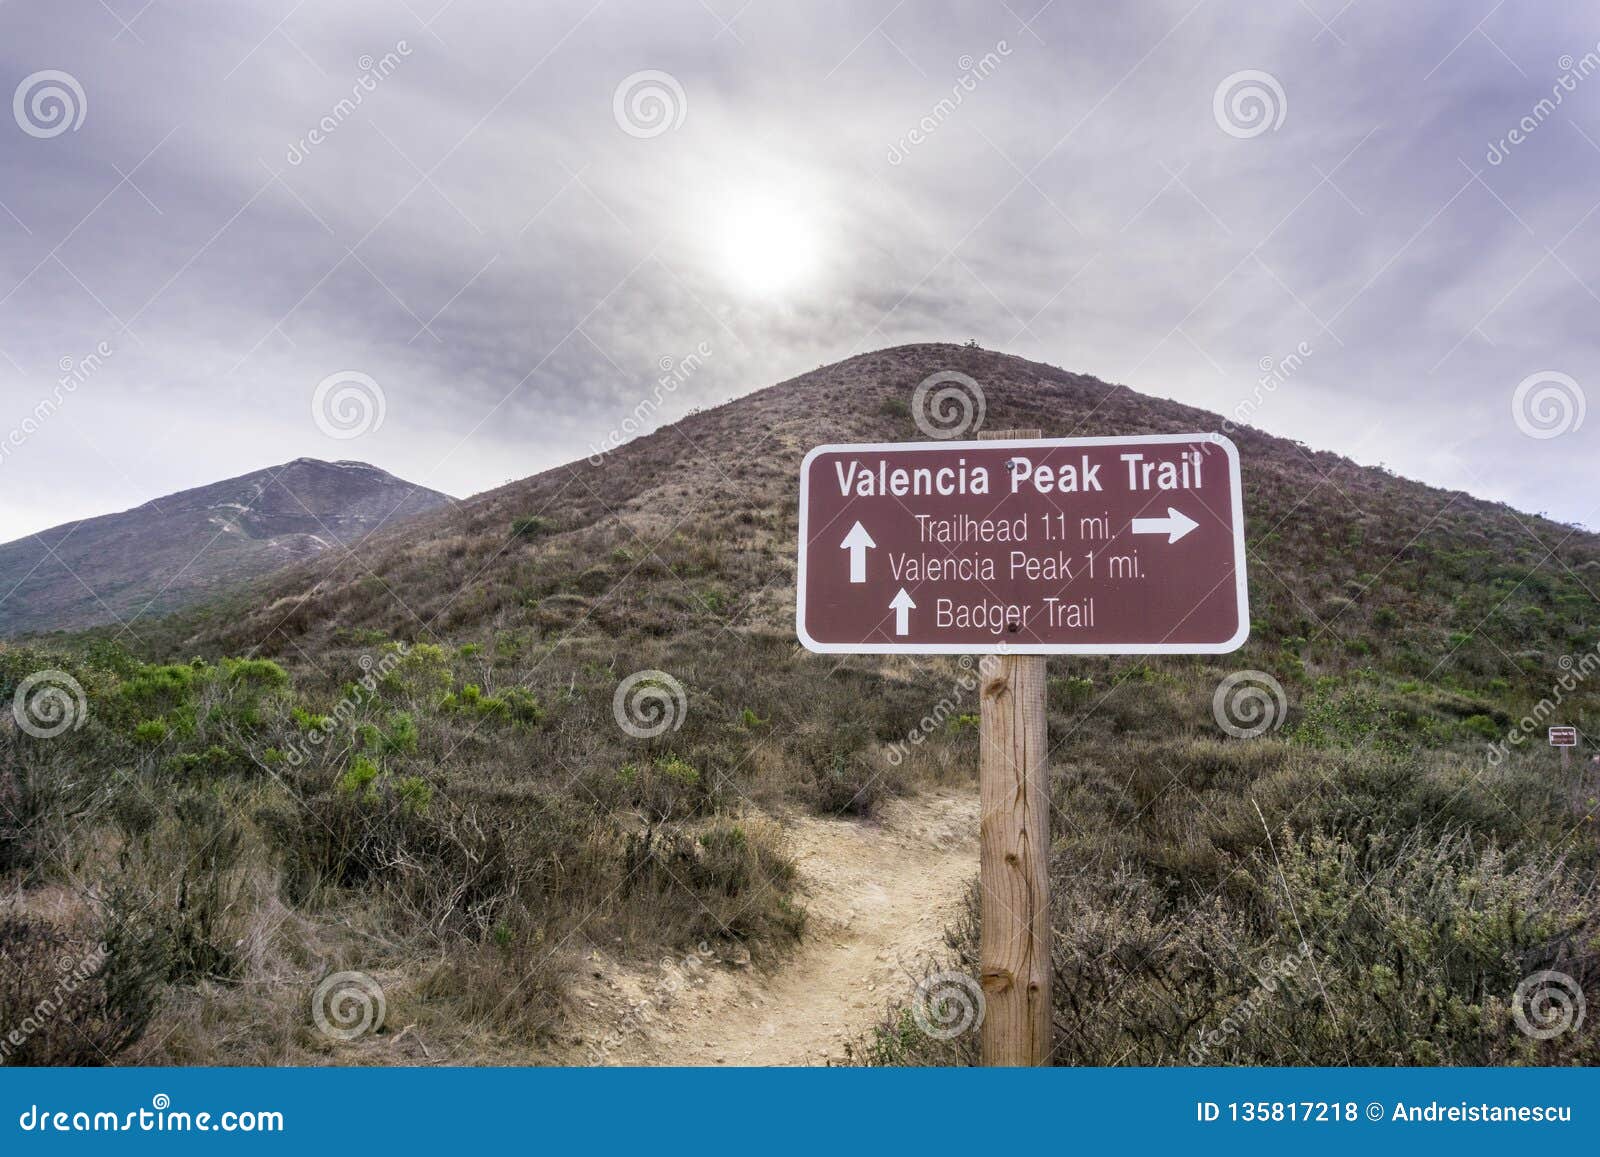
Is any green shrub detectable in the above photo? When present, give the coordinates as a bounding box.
[337,755,382,801]
[164,745,245,780]
[118,664,202,717]
[221,658,288,688]
[440,683,543,726]
[394,776,433,815]
[386,711,420,752]
[292,707,335,732]
[1293,683,1401,752]
[380,643,452,700]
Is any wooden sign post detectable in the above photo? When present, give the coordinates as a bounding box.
[976,428,1051,1066]
[795,427,1250,1067]
[1551,726,1578,772]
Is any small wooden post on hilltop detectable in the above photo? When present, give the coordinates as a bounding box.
[976,428,1052,1066]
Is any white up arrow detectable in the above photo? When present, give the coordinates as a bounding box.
[1130,507,1199,544]
[888,588,916,636]
[840,521,876,584]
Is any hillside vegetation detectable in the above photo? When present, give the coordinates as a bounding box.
[2,344,1597,1065]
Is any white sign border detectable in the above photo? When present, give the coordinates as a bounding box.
[795,431,1250,656]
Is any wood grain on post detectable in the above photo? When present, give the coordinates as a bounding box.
[976,428,1052,1066]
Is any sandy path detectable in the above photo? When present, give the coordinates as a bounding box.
[580,789,978,1065]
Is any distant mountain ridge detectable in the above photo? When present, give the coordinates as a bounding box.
[0,458,452,637]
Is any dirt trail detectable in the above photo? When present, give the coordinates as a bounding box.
[579,789,978,1066]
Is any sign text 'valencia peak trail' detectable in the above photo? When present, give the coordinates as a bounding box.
[796,433,1249,655]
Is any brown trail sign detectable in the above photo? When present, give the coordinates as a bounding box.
[795,430,1251,1067]
[796,433,1249,654]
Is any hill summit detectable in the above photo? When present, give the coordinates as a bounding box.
[0,457,452,638]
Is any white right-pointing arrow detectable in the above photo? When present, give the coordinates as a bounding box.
[889,588,915,636]
[840,520,876,583]
[1131,507,1199,544]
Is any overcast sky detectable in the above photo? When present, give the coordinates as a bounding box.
[0,0,1596,543]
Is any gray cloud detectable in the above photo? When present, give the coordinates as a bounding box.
[1,0,1597,543]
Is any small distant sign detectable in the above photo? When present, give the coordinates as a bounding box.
[1549,726,1578,747]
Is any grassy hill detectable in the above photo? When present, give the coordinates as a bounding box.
[2,344,1596,1066]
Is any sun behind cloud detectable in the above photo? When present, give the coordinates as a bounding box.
[709,194,824,296]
